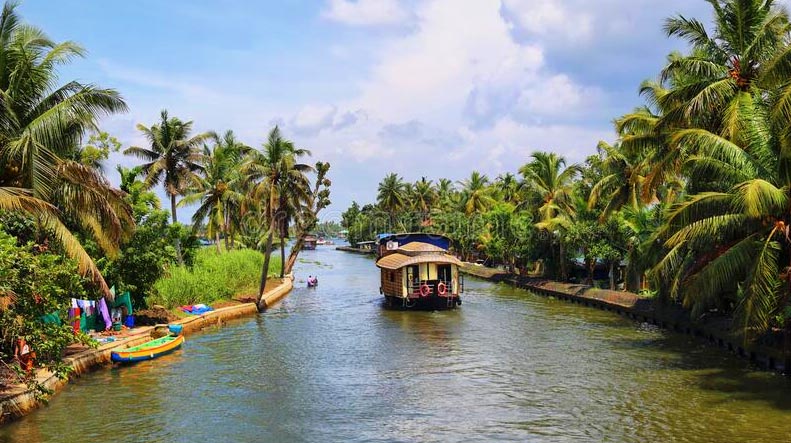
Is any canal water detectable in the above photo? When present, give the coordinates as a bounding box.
[2,248,791,442]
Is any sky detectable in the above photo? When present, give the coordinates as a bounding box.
[20,0,726,223]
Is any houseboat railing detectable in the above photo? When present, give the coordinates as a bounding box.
[407,279,458,298]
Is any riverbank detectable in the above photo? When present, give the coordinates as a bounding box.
[458,263,789,373]
[0,277,294,425]
[334,246,375,255]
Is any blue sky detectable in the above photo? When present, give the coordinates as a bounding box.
[21,0,734,222]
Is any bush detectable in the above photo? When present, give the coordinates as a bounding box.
[147,248,281,308]
[0,227,93,392]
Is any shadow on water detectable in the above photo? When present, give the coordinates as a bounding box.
[611,325,791,411]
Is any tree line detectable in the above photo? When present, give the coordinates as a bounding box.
[342,0,791,341]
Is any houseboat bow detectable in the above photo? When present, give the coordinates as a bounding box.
[376,233,464,310]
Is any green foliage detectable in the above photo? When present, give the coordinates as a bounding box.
[0,228,93,391]
[148,248,281,308]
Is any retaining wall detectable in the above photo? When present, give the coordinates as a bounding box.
[459,263,787,374]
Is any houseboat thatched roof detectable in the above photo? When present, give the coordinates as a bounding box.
[376,253,462,270]
[397,242,446,253]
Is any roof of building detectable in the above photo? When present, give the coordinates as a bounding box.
[375,253,462,270]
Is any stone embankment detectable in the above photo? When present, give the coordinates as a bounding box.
[459,263,788,373]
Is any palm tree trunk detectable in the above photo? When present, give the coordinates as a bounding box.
[284,233,308,275]
[257,222,276,311]
[171,194,184,265]
[279,236,286,278]
[215,231,221,254]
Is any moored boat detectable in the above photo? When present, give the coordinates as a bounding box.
[375,233,464,310]
[111,334,184,363]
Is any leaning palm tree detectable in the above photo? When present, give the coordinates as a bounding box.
[0,2,131,297]
[243,126,312,300]
[649,105,787,338]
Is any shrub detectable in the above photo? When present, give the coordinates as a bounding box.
[147,248,281,308]
[0,227,94,394]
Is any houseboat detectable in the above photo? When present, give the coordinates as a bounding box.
[375,233,464,310]
[303,235,318,250]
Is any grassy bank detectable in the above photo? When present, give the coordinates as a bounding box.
[147,248,282,308]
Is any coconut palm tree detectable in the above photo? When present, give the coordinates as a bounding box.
[659,0,790,132]
[377,173,407,218]
[434,178,456,212]
[520,152,580,223]
[412,177,435,220]
[243,126,312,300]
[181,131,248,253]
[588,141,648,218]
[458,171,494,216]
[649,116,787,336]
[125,110,210,225]
[0,2,130,297]
[494,172,522,206]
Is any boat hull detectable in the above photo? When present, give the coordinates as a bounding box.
[111,335,185,363]
[384,295,461,310]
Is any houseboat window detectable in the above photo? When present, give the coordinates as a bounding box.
[406,265,419,285]
[438,265,452,282]
[389,271,395,282]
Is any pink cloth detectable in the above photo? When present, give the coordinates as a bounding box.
[98,298,112,331]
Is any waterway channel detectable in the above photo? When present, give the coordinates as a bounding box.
[2,247,791,442]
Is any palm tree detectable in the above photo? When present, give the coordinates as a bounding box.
[0,2,130,297]
[181,131,248,253]
[125,110,209,264]
[434,178,456,211]
[243,126,312,300]
[377,173,407,218]
[649,119,786,336]
[458,171,494,215]
[659,0,789,132]
[494,172,521,205]
[588,141,648,218]
[520,152,580,222]
[125,110,209,225]
[520,152,580,280]
[412,177,435,220]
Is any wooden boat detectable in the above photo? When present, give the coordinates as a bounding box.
[111,334,184,363]
[376,233,464,310]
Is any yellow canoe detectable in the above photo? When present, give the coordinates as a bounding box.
[111,334,184,363]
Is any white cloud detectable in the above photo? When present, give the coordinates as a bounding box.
[501,0,593,42]
[323,0,409,26]
[341,139,393,162]
[290,104,338,135]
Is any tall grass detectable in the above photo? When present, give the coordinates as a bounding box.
[147,248,282,308]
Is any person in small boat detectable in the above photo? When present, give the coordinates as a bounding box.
[307,275,318,287]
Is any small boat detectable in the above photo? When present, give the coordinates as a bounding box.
[111,334,184,363]
[307,277,318,288]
